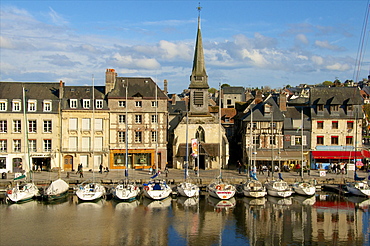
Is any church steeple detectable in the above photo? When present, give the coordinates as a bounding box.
[189,4,210,115]
[189,4,209,89]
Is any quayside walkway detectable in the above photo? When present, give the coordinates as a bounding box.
[0,168,368,188]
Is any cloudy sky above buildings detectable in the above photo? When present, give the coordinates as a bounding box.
[1,0,369,93]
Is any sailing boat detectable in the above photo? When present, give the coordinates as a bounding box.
[177,110,200,198]
[292,107,316,196]
[346,171,370,197]
[76,76,106,201]
[207,85,236,200]
[242,106,267,198]
[143,80,172,200]
[111,79,140,201]
[264,107,293,198]
[43,97,70,201]
[6,87,39,203]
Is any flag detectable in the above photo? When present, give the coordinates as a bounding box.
[191,139,198,157]
[296,125,302,133]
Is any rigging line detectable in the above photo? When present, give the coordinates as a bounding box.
[353,3,370,82]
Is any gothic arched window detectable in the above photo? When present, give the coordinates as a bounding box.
[195,126,205,142]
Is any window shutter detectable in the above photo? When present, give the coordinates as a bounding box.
[291,135,296,146]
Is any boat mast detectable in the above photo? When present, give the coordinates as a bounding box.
[125,79,129,177]
[301,107,304,178]
[271,107,274,179]
[155,79,158,174]
[22,86,31,180]
[185,103,189,180]
[219,83,222,178]
[92,75,95,180]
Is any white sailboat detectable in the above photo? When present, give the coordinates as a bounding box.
[292,108,316,196]
[111,79,140,201]
[43,178,69,201]
[207,84,236,200]
[265,176,293,198]
[242,108,266,198]
[76,76,106,201]
[177,110,200,198]
[143,178,172,200]
[346,172,370,197]
[6,87,39,203]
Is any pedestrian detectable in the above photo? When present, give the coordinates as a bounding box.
[237,160,242,174]
[79,164,84,178]
[104,167,109,172]
[99,163,103,174]
[194,166,198,176]
[344,162,348,175]
[164,166,169,177]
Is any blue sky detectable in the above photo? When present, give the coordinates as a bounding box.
[1,0,369,93]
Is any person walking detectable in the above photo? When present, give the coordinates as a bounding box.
[237,160,242,174]
[99,163,103,174]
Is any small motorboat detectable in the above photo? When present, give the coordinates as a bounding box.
[177,181,200,198]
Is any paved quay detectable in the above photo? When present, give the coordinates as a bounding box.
[1,168,367,189]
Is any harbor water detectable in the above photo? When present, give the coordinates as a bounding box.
[0,192,369,246]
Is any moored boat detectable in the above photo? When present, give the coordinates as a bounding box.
[76,182,106,201]
[292,181,316,196]
[6,182,40,203]
[177,181,200,198]
[207,177,236,200]
[265,179,293,198]
[346,181,370,197]
[43,178,69,201]
[242,179,267,198]
[112,179,140,201]
[143,179,172,200]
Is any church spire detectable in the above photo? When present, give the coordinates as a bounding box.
[189,3,209,89]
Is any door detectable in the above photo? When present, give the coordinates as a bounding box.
[64,155,73,171]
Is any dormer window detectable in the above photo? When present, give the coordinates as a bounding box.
[43,100,52,112]
[96,99,103,109]
[12,100,21,111]
[70,99,77,109]
[347,105,353,111]
[28,100,36,112]
[0,101,7,111]
[135,101,142,107]
[317,105,324,111]
[83,99,90,109]
[330,105,339,112]
[264,104,272,115]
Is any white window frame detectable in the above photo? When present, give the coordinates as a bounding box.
[82,118,91,131]
[118,115,126,124]
[83,99,90,109]
[151,101,158,107]
[135,115,142,124]
[13,139,21,152]
[43,120,52,133]
[0,120,7,133]
[69,118,78,131]
[0,100,7,111]
[12,100,21,112]
[43,100,52,112]
[0,140,7,152]
[135,101,142,107]
[82,137,90,151]
[151,131,157,143]
[43,139,52,152]
[135,131,142,143]
[96,99,103,109]
[28,120,37,133]
[119,101,126,107]
[94,118,103,131]
[151,115,157,123]
[29,139,37,152]
[28,100,37,112]
[118,131,125,143]
[70,99,77,109]
[69,137,78,151]
[13,120,21,133]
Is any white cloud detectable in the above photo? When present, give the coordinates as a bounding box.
[326,63,351,71]
[311,55,324,65]
[314,40,344,51]
[295,34,309,44]
[48,7,69,26]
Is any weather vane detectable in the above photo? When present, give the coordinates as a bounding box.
[197,2,202,16]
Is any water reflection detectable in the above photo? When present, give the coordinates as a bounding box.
[0,192,369,246]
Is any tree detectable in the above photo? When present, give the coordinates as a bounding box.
[208,87,217,93]
[221,83,230,88]
[322,81,333,86]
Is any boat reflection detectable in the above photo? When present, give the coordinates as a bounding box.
[267,196,292,206]
[207,196,236,210]
[292,194,316,206]
[142,196,171,209]
[177,196,199,207]
[242,196,266,206]
[114,199,140,210]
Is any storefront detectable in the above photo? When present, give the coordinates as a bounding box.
[110,149,163,170]
[311,150,370,170]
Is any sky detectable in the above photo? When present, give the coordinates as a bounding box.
[1,0,370,93]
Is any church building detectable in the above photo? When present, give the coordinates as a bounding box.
[171,11,229,170]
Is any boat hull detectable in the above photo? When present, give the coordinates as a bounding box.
[242,180,267,198]
[143,180,172,200]
[112,184,140,201]
[265,180,293,198]
[346,182,370,197]
[76,183,106,201]
[177,182,200,198]
[43,179,70,201]
[207,181,236,200]
[292,182,316,196]
[6,183,39,203]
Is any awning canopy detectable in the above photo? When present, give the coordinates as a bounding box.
[311,150,370,159]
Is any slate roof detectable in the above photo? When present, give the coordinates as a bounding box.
[241,96,285,122]
[222,86,245,94]
[0,82,60,113]
[310,87,362,105]
[61,85,108,110]
[107,77,168,99]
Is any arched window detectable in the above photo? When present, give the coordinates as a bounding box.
[195,126,205,142]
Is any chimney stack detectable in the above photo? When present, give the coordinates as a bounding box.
[105,69,117,94]
[59,80,64,99]
[163,79,168,95]
[279,92,287,111]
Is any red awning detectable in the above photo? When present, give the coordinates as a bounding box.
[312,151,365,159]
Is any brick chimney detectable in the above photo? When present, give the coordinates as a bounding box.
[163,79,168,95]
[105,68,117,94]
[279,92,287,111]
[59,80,64,99]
